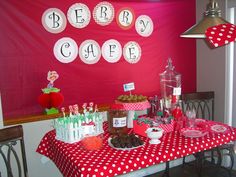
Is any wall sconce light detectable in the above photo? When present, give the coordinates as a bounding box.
[180,0,230,38]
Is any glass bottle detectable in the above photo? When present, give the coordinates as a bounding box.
[108,104,128,136]
[160,58,181,114]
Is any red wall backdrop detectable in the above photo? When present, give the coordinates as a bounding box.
[0,0,196,119]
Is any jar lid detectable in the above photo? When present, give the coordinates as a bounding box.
[110,103,124,110]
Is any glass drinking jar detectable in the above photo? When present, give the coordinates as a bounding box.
[108,104,128,136]
[160,58,181,112]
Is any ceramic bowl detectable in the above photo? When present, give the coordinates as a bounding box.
[146,127,163,144]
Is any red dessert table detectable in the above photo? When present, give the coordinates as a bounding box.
[37,122,236,177]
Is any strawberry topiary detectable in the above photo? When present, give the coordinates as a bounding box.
[38,71,64,115]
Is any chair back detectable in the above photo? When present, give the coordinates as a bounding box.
[181,91,214,121]
[0,125,28,177]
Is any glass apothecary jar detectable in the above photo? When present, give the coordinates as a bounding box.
[108,104,128,136]
[160,58,181,110]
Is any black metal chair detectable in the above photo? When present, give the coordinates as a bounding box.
[181,91,214,121]
[161,92,215,177]
[181,91,216,172]
[0,125,29,177]
[181,91,234,177]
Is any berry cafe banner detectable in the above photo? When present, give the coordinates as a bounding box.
[0,0,196,119]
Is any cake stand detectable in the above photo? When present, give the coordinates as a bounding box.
[116,100,151,128]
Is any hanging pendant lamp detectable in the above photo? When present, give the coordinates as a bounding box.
[181,0,230,38]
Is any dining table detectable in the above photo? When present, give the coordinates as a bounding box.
[36,120,236,177]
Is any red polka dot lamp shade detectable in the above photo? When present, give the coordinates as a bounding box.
[205,23,236,48]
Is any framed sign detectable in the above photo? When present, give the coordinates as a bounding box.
[123,41,141,64]
[79,40,101,64]
[93,1,114,26]
[67,3,91,29]
[102,39,122,63]
[53,37,78,63]
[135,15,154,37]
[116,7,135,30]
[41,8,67,33]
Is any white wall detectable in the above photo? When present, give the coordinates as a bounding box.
[0,98,63,177]
[196,0,227,123]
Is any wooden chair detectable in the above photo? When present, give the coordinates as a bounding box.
[0,125,29,177]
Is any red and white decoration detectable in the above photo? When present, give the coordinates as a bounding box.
[123,41,142,64]
[53,37,78,63]
[133,119,174,137]
[41,8,67,34]
[67,3,91,29]
[102,39,122,63]
[93,1,115,26]
[116,100,150,111]
[116,7,135,30]
[135,15,154,37]
[79,40,101,64]
[205,23,236,48]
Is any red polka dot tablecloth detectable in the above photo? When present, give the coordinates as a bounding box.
[205,23,236,48]
[36,122,236,177]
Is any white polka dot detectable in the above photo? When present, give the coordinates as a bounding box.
[118,167,121,171]
[221,29,225,32]
[211,31,215,34]
[217,38,221,41]
[214,43,219,47]
[223,25,227,28]
[141,161,145,165]
[95,169,98,172]
[81,167,85,171]
[219,33,223,36]
[109,170,113,173]
[213,27,217,30]
[103,166,107,170]
[100,172,104,176]
[134,163,137,167]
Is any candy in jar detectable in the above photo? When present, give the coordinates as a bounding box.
[108,104,128,136]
